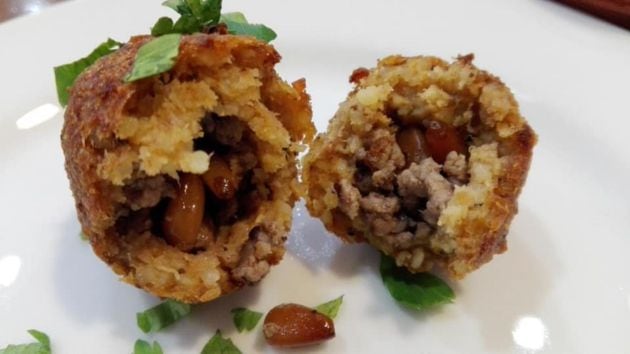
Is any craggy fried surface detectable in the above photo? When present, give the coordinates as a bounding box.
[62,33,314,303]
[303,54,536,279]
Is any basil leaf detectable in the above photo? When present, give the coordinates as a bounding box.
[133,340,163,354]
[201,331,241,354]
[125,34,182,83]
[380,254,454,310]
[54,38,122,106]
[0,330,51,354]
[315,295,343,319]
[220,12,276,43]
[230,308,262,332]
[136,299,192,333]
[151,17,175,36]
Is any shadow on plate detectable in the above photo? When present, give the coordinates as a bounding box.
[52,214,143,342]
[52,213,263,349]
[286,202,382,279]
[458,208,575,353]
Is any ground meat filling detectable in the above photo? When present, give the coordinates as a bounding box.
[304,55,535,278]
[341,119,471,254]
[113,113,276,281]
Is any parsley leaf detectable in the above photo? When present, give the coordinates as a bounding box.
[200,0,222,25]
[201,331,241,354]
[151,17,175,36]
[125,34,182,83]
[0,329,51,354]
[380,254,454,310]
[133,340,164,354]
[136,299,192,333]
[314,295,344,319]
[53,38,122,106]
[230,308,262,332]
[161,0,221,30]
[220,12,277,43]
[162,0,189,14]
[172,15,201,34]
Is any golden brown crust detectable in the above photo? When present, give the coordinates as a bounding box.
[62,34,314,303]
[303,54,536,279]
[447,125,535,277]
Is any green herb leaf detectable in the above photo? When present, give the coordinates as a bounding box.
[136,299,192,333]
[201,331,241,354]
[186,0,204,21]
[220,12,277,43]
[162,0,188,14]
[198,0,222,25]
[230,308,262,332]
[162,0,221,28]
[0,329,51,354]
[220,12,246,23]
[54,38,122,106]
[172,15,201,34]
[380,254,454,310]
[79,232,88,241]
[133,340,163,354]
[125,34,182,83]
[26,331,49,350]
[151,17,175,36]
[315,295,344,319]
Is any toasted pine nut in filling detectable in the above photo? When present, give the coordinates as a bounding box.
[303,54,536,278]
[61,34,314,303]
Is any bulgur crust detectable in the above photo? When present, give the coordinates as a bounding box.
[303,54,536,279]
[62,33,314,303]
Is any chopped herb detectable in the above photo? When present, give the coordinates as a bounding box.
[190,0,222,26]
[219,11,246,23]
[230,308,262,332]
[0,329,51,354]
[162,0,188,13]
[124,34,182,83]
[159,0,222,34]
[220,12,277,43]
[136,299,191,333]
[54,38,122,106]
[53,0,277,104]
[153,1,275,42]
[172,15,202,34]
[151,17,175,36]
[133,340,164,354]
[201,331,241,354]
[79,232,88,241]
[314,295,344,319]
[380,254,454,310]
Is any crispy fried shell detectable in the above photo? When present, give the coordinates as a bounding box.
[62,33,314,303]
[303,54,535,278]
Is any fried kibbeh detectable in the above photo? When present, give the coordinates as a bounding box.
[61,33,314,303]
[303,54,536,278]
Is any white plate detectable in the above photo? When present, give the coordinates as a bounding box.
[1,0,630,353]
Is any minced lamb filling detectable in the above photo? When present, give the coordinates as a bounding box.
[97,63,296,284]
[304,55,529,276]
[336,117,478,261]
[112,112,276,280]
